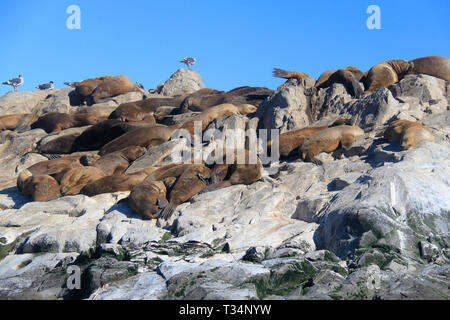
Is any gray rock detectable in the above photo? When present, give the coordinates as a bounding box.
[89,272,167,300]
[327,172,362,191]
[0,129,47,187]
[0,90,52,115]
[317,141,450,261]
[257,78,315,135]
[155,68,205,97]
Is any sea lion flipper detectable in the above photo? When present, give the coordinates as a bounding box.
[159,203,176,220]
[197,173,210,184]
[157,197,168,209]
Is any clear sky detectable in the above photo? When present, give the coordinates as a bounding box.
[0,0,449,95]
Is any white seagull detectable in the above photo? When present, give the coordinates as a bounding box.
[180,57,196,69]
[2,74,24,91]
[36,81,54,90]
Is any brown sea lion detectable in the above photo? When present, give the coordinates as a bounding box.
[108,88,222,121]
[143,163,191,182]
[80,170,152,196]
[60,166,107,195]
[158,163,211,220]
[71,119,159,152]
[71,119,122,151]
[267,119,352,158]
[108,96,186,121]
[17,170,61,202]
[315,70,337,88]
[384,120,434,150]
[0,114,31,131]
[316,67,364,98]
[271,126,328,158]
[180,103,258,133]
[92,146,146,175]
[203,148,263,192]
[406,56,450,81]
[272,68,311,80]
[364,59,414,93]
[179,88,271,113]
[38,133,80,154]
[74,105,119,119]
[129,180,168,219]
[75,75,142,105]
[300,125,364,161]
[100,103,257,155]
[75,76,111,97]
[99,124,182,156]
[26,157,84,183]
[30,112,102,133]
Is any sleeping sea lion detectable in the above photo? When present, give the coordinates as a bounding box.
[364,59,414,93]
[17,170,61,202]
[300,125,364,161]
[384,120,434,150]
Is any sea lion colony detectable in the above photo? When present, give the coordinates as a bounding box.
[2,56,445,219]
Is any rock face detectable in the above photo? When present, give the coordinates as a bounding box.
[257,78,315,134]
[153,68,205,97]
[0,73,449,300]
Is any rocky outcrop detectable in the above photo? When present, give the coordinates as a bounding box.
[0,73,449,300]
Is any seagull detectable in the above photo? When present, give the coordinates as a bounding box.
[180,57,196,69]
[36,81,54,90]
[135,82,144,90]
[2,74,24,91]
[64,81,79,88]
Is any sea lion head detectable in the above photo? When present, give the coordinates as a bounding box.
[237,104,257,115]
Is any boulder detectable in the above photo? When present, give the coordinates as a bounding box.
[154,68,205,97]
[257,78,315,135]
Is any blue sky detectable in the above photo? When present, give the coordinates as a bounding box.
[0,0,449,95]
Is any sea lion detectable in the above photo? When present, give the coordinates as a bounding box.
[76,75,141,105]
[71,119,122,151]
[99,124,182,156]
[100,103,257,155]
[272,68,311,80]
[38,133,80,154]
[267,119,352,158]
[108,88,222,121]
[129,180,168,219]
[25,157,84,183]
[203,148,263,192]
[364,59,414,93]
[60,166,107,195]
[0,114,31,131]
[316,67,364,98]
[180,103,258,133]
[300,125,364,161]
[315,70,337,88]
[406,56,450,81]
[179,88,271,113]
[80,170,153,196]
[158,163,211,220]
[384,120,434,150]
[92,146,146,175]
[30,112,102,133]
[71,119,159,152]
[141,163,190,182]
[108,96,186,121]
[17,170,61,202]
[271,126,328,158]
